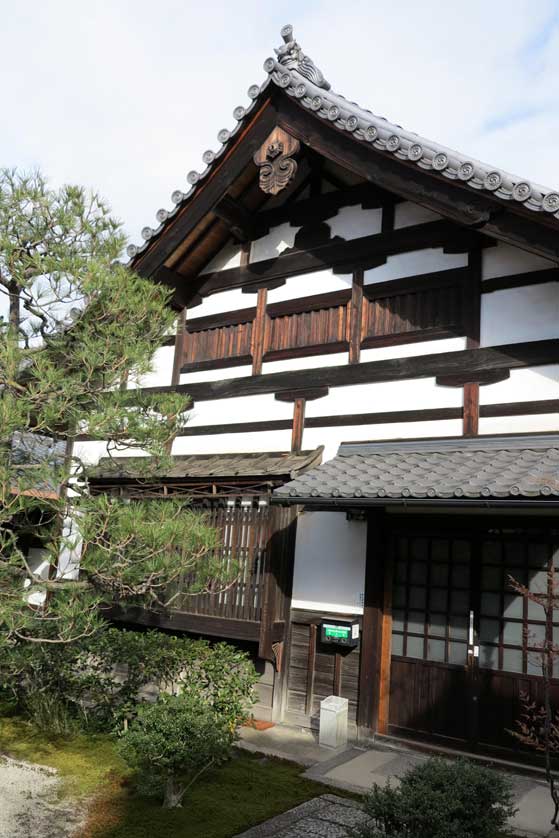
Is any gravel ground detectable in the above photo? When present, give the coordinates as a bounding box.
[0,756,83,838]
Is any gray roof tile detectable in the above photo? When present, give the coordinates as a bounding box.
[274,435,559,503]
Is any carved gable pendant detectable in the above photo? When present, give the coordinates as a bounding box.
[254,127,300,196]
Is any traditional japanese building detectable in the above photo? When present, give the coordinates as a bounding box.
[84,25,559,755]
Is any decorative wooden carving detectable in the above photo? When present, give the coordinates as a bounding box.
[254,127,300,196]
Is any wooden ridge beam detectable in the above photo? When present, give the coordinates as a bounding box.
[213,195,255,242]
[143,339,559,402]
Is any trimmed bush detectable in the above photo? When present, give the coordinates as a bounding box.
[353,757,516,838]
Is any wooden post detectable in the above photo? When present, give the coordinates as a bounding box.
[291,398,306,453]
[349,269,364,365]
[251,287,268,375]
[305,623,318,715]
[464,249,482,436]
[171,308,186,386]
[357,509,392,734]
[333,652,343,697]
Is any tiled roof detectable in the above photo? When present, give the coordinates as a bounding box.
[10,431,66,499]
[273,435,559,502]
[127,24,559,263]
[89,447,323,481]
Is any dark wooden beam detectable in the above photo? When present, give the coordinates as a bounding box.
[481,267,559,293]
[437,369,511,387]
[305,623,318,715]
[108,605,261,642]
[133,99,278,277]
[275,387,329,403]
[463,250,482,436]
[213,195,255,242]
[274,94,559,263]
[144,339,559,402]
[153,266,202,311]
[197,220,490,298]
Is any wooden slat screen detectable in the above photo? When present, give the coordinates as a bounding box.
[362,274,466,347]
[174,499,271,622]
[265,302,350,358]
[183,320,253,368]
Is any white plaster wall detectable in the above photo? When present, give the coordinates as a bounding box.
[250,222,300,262]
[266,269,352,304]
[291,511,367,614]
[394,201,442,229]
[327,205,382,240]
[303,420,463,463]
[200,240,242,274]
[171,429,292,455]
[479,415,559,435]
[479,365,559,405]
[364,248,468,285]
[133,345,175,389]
[180,364,252,384]
[187,393,293,426]
[359,337,467,364]
[305,377,463,419]
[262,351,349,375]
[189,287,253,318]
[482,242,556,280]
[480,283,559,347]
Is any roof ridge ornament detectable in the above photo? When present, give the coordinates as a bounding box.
[275,24,330,91]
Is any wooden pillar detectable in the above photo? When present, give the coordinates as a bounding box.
[251,287,268,375]
[357,509,393,734]
[305,623,318,714]
[349,269,364,365]
[463,249,482,436]
[171,307,186,385]
[291,398,306,453]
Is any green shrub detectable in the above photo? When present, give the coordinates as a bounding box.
[0,628,257,735]
[117,692,236,808]
[353,757,517,838]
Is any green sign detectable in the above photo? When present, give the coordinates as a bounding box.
[324,625,350,640]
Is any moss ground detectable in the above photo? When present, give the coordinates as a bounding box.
[0,715,356,838]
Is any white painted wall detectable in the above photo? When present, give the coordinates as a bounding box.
[359,337,467,364]
[327,205,382,240]
[180,364,252,384]
[171,429,293,455]
[291,511,367,614]
[200,240,242,273]
[266,269,352,304]
[480,282,559,346]
[479,365,559,405]
[303,419,463,463]
[479,414,558,435]
[262,351,349,375]
[187,393,293,425]
[482,242,556,280]
[250,222,300,262]
[364,248,468,285]
[394,201,442,229]
[188,286,252,318]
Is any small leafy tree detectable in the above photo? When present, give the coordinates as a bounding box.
[0,169,227,645]
[509,564,559,829]
[353,758,516,838]
[117,692,237,808]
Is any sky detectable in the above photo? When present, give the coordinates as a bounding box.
[1,0,558,250]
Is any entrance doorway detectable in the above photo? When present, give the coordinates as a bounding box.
[387,517,559,752]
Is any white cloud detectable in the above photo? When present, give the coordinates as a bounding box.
[0,0,557,249]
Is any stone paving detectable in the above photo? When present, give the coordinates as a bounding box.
[235,794,367,837]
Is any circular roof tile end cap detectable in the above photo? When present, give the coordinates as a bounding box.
[510,485,521,496]
[126,244,138,258]
[426,488,437,498]
[289,489,298,497]
[513,181,532,202]
[541,485,552,496]
[454,487,464,497]
[311,488,320,497]
[155,208,169,224]
[366,125,378,142]
[171,189,185,205]
[354,488,364,498]
[278,72,291,88]
[386,135,400,152]
[408,143,423,162]
[542,192,559,213]
[202,149,216,165]
[346,115,359,132]
[248,84,261,99]
[433,152,449,172]
[264,57,276,73]
[328,105,340,121]
[217,128,231,144]
[401,487,411,497]
[294,82,306,98]
[480,487,492,497]
[187,170,200,185]
[458,162,476,181]
[484,171,503,192]
[141,226,154,240]
[233,105,246,121]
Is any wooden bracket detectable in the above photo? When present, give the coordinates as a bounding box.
[275,387,329,403]
[254,127,300,196]
[436,369,511,387]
